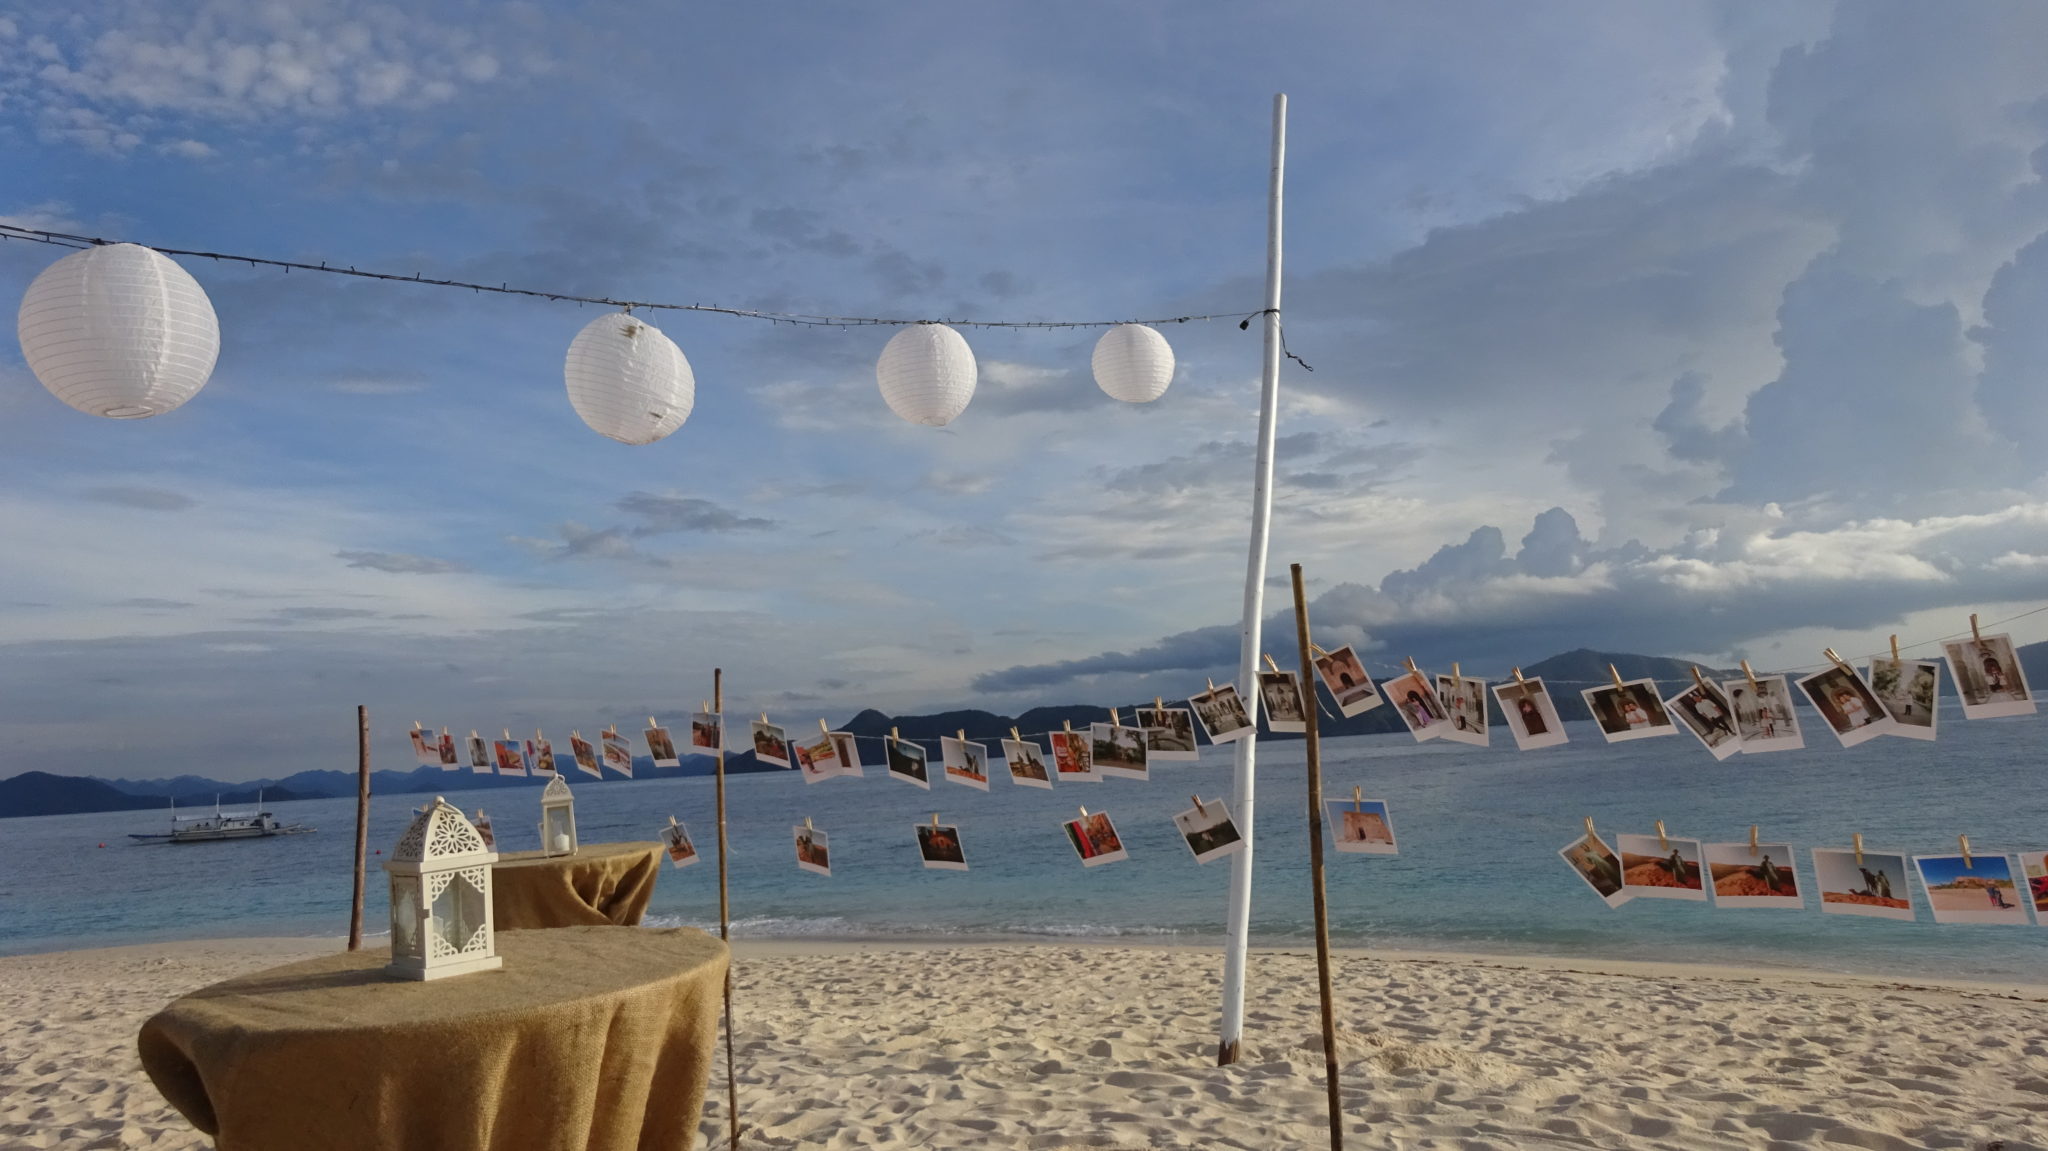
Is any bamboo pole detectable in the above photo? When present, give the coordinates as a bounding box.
[347,705,369,951]
[1291,564,1343,1148]
[714,668,738,1151]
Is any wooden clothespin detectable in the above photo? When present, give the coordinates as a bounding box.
[1207,677,1217,693]
[1403,657,1418,674]
[1889,635,1901,665]
[1655,820,1670,851]
[1308,641,1328,658]
[470,729,481,740]
[667,814,680,829]
[1824,648,1852,673]
[956,729,967,741]
[803,816,813,831]
[819,718,830,734]
[1849,832,1864,866]
[1154,696,1163,711]
[1263,653,1280,673]
[1352,786,1362,811]
[1583,816,1597,839]
[1740,660,1759,690]
[1010,726,1021,741]
[1078,806,1089,818]
[1970,613,1982,642]
[413,720,423,731]
[1451,662,1461,684]
[1608,664,1626,691]
[760,712,769,724]
[503,728,512,740]
[648,717,659,731]
[890,726,900,741]
[1691,666,1707,690]
[930,812,940,828]
[1191,795,1206,815]
[1512,667,1526,685]
[700,700,709,713]
[1109,708,1121,727]
[1959,834,1973,868]
[1063,719,1074,733]
[1749,824,1759,853]
[571,729,582,740]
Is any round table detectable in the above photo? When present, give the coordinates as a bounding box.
[492,840,664,929]
[138,926,728,1151]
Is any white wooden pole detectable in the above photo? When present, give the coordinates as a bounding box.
[1218,91,1287,1067]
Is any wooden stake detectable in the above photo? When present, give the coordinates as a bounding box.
[713,668,739,1151]
[348,705,369,952]
[1291,562,1344,1150]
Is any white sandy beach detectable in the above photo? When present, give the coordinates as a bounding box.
[2,936,2043,1150]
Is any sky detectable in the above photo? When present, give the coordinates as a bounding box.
[5,1,2048,781]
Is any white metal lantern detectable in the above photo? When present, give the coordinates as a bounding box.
[16,243,220,419]
[538,773,577,858]
[383,796,502,981]
[1091,323,1174,403]
[563,311,695,445]
[876,323,976,426]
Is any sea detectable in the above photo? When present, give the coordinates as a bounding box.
[3,713,2044,982]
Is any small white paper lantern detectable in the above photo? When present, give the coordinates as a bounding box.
[16,243,220,419]
[384,796,502,981]
[538,773,577,858]
[1092,323,1174,403]
[563,311,695,445]
[876,323,976,426]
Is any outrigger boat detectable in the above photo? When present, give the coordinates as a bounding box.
[128,792,314,843]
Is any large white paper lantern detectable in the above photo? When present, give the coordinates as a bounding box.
[563,311,695,445]
[16,243,220,419]
[876,323,976,426]
[1092,323,1174,403]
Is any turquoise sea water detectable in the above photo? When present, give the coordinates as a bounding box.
[3,715,2043,981]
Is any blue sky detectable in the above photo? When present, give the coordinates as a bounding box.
[5,2,2048,781]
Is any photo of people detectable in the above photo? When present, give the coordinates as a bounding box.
[409,726,439,768]
[437,729,460,768]
[1325,798,1397,855]
[1701,841,1800,908]
[528,735,557,776]
[1942,633,2034,719]
[1616,833,1708,901]
[1580,679,1675,744]
[690,711,724,751]
[1812,848,1914,920]
[1189,683,1255,744]
[1313,645,1383,716]
[797,733,840,784]
[1434,673,1488,747]
[884,735,930,788]
[1089,721,1149,781]
[1558,830,1630,908]
[570,732,602,778]
[1795,665,1896,748]
[2020,850,2048,918]
[645,722,680,767]
[916,822,967,870]
[1382,669,1447,741]
[1915,853,2027,925]
[751,720,792,768]
[1134,706,1199,762]
[830,732,865,777]
[1063,810,1129,867]
[1050,729,1098,782]
[1665,681,1742,760]
[661,818,699,868]
[493,738,529,776]
[1002,738,1053,789]
[1492,678,1567,751]
[1721,675,1803,753]
[1173,799,1244,864]
[471,809,495,850]
[794,825,831,877]
[467,732,491,774]
[601,728,635,777]
[940,735,990,791]
[1866,658,1940,741]
[1258,669,1309,734]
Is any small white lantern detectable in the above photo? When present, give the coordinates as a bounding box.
[16,243,221,419]
[876,323,976,426]
[1091,323,1174,403]
[384,796,502,981]
[563,311,695,445]
[538,773,578,858]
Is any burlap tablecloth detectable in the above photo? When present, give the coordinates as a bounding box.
[492,840,663,929]
[138,926,728,1151]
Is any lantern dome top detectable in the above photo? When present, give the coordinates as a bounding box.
[391,797,494,864]
[541,774,573,803]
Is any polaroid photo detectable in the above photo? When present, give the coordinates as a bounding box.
[1866,658,1940,742]
[1002,737,1054,790]
[661,819,700,868]
[1812,848,1915,920]
[1257,670,1310,734]
[1313,645,1383,717]
[1915,853,2028,925]
[1134,706,1199,763]
[1326,798,1397,855]
[409,726,439,768]
[528,736,557,777]
[1559,830,1631,908]
[1581,679,1676,744]
[830,732,865,777]
[1173,798,1244,864]
[690,711,724,751]
[941,735,990,792]
[1189,684,1255,745]
[2019,850,2048,922]
[471,809,495,850]
[794,825,831,877]
[1796,665,1896,748]
[645,722,680,768]
[436,729,460,770]
[1434,674,1488,746]
[916,822,968,871]
[885,736,930,789]
[1616,833,1708,901]
[1701,841,1801,908]
[467,732,492,774]
[493,738,529,776]
[1943,633,2035,719]
[751,720,792,768]
[569,732,602,778]
[1089,722,1150,781]
[1050,729,1098,783]
[796,733,840,784]
[1382,669,1448,741]
[1492,678,1568,751]
[1721,676,1803,753]
[1063,810,1129,868]
[1665,681,1743,761]
[601,729,635,777]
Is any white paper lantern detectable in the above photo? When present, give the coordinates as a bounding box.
[563,311,695,445]
[16,243,220,419]
[876,323,976,426]
[1092,323,1174,403]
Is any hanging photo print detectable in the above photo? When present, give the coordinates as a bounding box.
[1257,670,1309,734]
[1189,683,1255,745]
[1063,809,1129,867]
[794,824,831,877]
[601,728,635,777]
[1325,797,1397,855]
[467,732,492,774]
[751,720,792,768]
[437,729,461,769]
[885,735,930,789]
[1134,706,1199,762]
[1313,645,1383,717]
[1089,721,1149,781]
[796,731,841,784]
[1811,848,1914,919]
[1866,658,1940,741]
[1173,798,1244,864]
[1050,729,1098,783]
[690,711,724,751]
[1559,829,1630,908]
[472,809,495,850]
[1616,833,1708,901]
[644,720,680,767]
[2019,850,2048,921]
[1382,668,1448,741]
[1434,673,1488,746]
[1796,664,1896,748]
[493,738,529,776]
[940,735,990,791]
[1701,840,1800,908]
[528,734,557,776]
[1665,680,1743,760]
[1722,675,1803,753]
[1002,738,1053,790]
[1580,678,1676,744]
[916,821,967,870]
[1914,853,2027,925]
[830,732,865,777]
[661,819,699,868]
[409,726,439,768]
[570,732,602,778]
[1492,678,1567,751]
[1942,633,2034,719]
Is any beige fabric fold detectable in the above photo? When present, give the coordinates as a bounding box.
[492,840,663,929]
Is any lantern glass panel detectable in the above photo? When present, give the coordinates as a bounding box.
[544,807,573,852]
[388,875,422,959]
[434,870,487,954]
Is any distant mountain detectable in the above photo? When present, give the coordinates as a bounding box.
[0,772,316,819]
